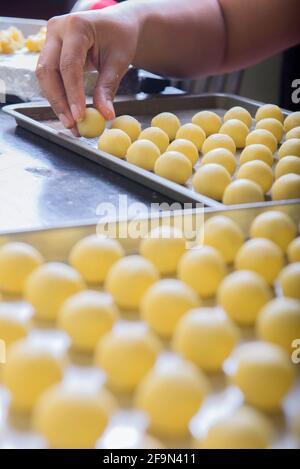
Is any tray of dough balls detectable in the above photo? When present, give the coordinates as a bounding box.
[0,200,300,449]
[5,93,300,208]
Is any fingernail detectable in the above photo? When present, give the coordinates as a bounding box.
[71,104,83,122]
[106,101,115,120]
[70,127,80,137]
[58,113,72,128]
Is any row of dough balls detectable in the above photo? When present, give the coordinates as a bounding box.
[0,26,46,54]
[78,106,300,203]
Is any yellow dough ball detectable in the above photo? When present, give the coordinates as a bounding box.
[257,297,300,352]
[176,123,206,151]
[217,270,272,325]
[33,384,115,448]
[275,156,300,179]
[246,129,277,154]
[98,129,131,158]
[77,108,106,138]
[286,126,300,140]
[231,342,294,411]
[0,305,29,348]
[235,238,284,285]
[140,279,200,338]
[58,291,118,353]
[219,119,249,149]
[173,307,239,371]
[25,262,85,321]
[250,210,297,252]
[272,174,300,200]
[236,160,273,194]
[204,215,244,263]
[126,139,160,171]
[3,339,63,412]
[240,144,273,167]
[105,255,159,310]
[224,106,252,128]
[201,148,237,176]
[256,118,284,143]
[278,138,300,159]
[222,179,264,205]
[278,262,300,300]
[200,406,273,449]
[154,151,192,185]
[192,164,231,201]
[0,242,43,295]
[138,127,169,153]
[151,112,181,140]
[110,115,141,142]
[95,327,161,392]
[255,104,284,123]
[139,225,186,275]
[287,237,300,262]
[192,111,222,136]
[178,246,226,299]
[202,133,236,154]
[167,139,198,166]
[69,235,124,284]
[284,112,300,133]
[135,361,209,438]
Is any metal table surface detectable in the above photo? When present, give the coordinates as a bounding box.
[0,99,176,234]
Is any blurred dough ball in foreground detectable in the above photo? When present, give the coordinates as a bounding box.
[202,133,236,154]
[278,262,300,300]
[25,262,85,321]
[0,304,29,348]
[250,210,296,252]
[200,148,237,175]
[192,110,222,136]
[154,151,192,185]
[110,115,141,142]
[275,155,300,179]
[33,385,116,448]
[287,237,300,263]
[135,361,209,438]
[167,139,198,166]
[199,406,273,449]
[222,179,264,205]
[245,129,277,154]
[286,126,300,140]
[204,215,244,263]
[98,129,131,158]
[77,108,106,138]
[138,127,169,153]
[284,111,300,133]
[105,255,159,310]
[255,104,284,123]
[126,139,160,171]
[173,307,239,371]
[95,327,161,392]
[140,279,200,338]
[69,235,124,284]
[0,242,43,295]
[231,342,294,411]
[58,291,119,353]
[257,297,300,352]
[176,123,206,150]
[151,112,181,140]
[139,225,186,275]
[193,164,231,201]
[236,160,273,194]
[240,143,273,167]
[224,106,252,128]
[219,119,249,148]
[256,118,284,143]
[217,270,272,325]
[3,339,63,412]
[278,138,300,159]
[178,246,226,298]
[234,238,284,285]
[272,174,300,200]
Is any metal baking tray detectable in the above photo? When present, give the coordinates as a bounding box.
[0,201,299,449]
[3,93,292,209]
